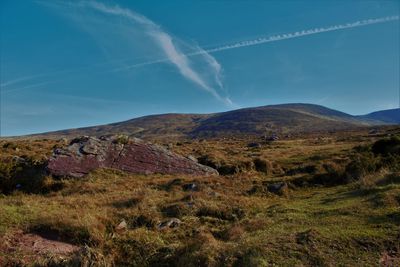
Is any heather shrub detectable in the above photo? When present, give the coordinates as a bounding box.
[253,158,272,174]
[197,154,240,175]
[113,134,130,145]
[344,152,380,181]
[372,136,400,156]
[0,156,59,194]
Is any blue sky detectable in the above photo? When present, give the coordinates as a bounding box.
[0,0,399,136]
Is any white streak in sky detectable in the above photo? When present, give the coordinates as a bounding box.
[78,1,232,105]
[197,15,399,55]
[117,15,399,68]
[1,75,39,87]
[2,9,398,104]
[1,81,54,94]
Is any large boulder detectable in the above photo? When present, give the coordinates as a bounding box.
[47,136,218,177]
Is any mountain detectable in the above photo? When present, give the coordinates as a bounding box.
[359,108,400,124]
[31,104,398,139]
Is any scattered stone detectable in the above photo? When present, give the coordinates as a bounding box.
[158,218,181,230]
[115,220,128,233]
[12,156,27,164]
[247,142,261,148]
[266,134,279,142]
[182,183,199,191]
[47,136,218,178]
[369,129,378,135]
[267,182,289,196]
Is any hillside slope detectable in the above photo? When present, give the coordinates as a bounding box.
[190,104,367,137]
[359,108,400,124]
[31,103,393,139]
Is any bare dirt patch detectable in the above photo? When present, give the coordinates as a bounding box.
[0,230,80,264]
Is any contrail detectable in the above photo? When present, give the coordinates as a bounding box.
[116,15,399,70]
[2,14,398,99]
[199,15,399,55]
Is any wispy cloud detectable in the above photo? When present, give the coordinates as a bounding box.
[72,1,232,106]
[1,81,55,94]
[1,75,40,87]
[4,0,232,105]
[3,4,397,105]
[102,14,399,80]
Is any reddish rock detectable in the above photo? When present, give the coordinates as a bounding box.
[47,136,218,177]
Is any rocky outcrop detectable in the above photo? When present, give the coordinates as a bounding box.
[47,136,218,178]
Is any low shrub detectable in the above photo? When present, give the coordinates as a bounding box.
[344,152,380,181]
[313,137,400,185]
[197,154,241,175]
[29,222,92,245]
[110,231,165,266]
[197,205,245,221]
[286,165,318,176]
[197,154,221,170]
[113,134,130,145]
[372,136,400,156]
[2,142,18,150]
[161,202,193,218]
[0,156,51,194]
[131,214,158,229]
[253,158,272,174]
[217,164,239,175]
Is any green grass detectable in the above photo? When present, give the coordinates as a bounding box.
[0,130,399,266]
[1,172,399,266]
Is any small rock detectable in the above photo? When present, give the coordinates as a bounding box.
[247,142,261,148]
[158,218,181,230]
[267,182,288,196]
[12,156,27,164]
[182,183,198,191]
[266,134,279,141]
[187,155,198,162]
[115,220,127,232]
[369,129,378,135]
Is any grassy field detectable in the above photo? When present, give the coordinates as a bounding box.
[0,128,399,266]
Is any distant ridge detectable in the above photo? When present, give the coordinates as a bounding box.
[359,108,400,124]
[24,104,399,139]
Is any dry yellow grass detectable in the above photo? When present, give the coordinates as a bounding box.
[0,128,399,266]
